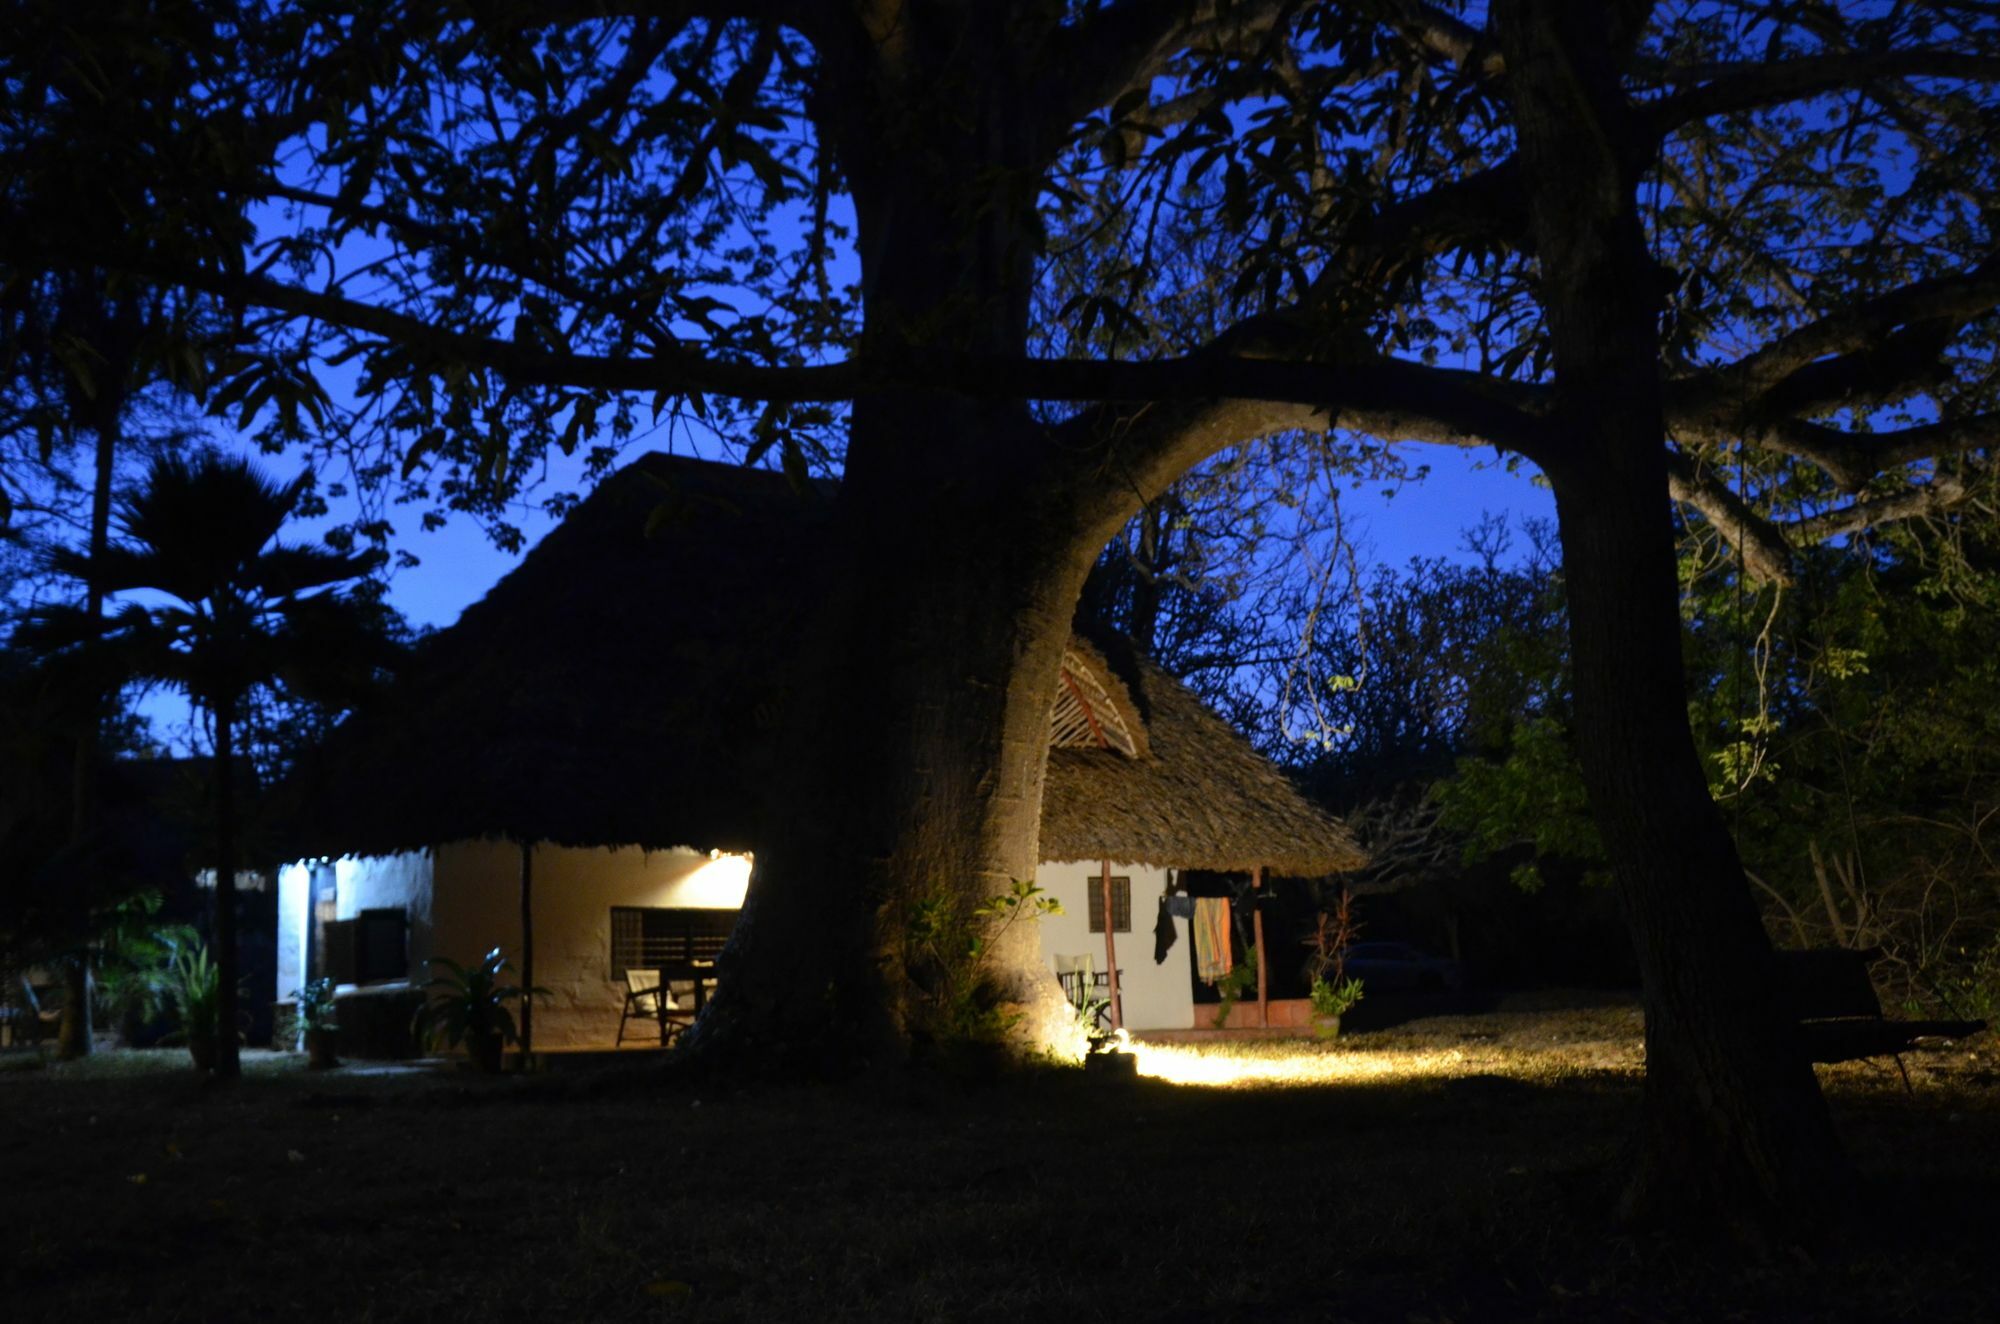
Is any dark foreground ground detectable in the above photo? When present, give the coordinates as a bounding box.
[3,992,1996,1323]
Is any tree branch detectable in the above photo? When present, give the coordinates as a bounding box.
[1644,49,2000,134]
[258,182,676,346]
[1786,471,1975,548]
[1754,414,2000,491]
[113,258,1552,434]
[1039,0,1285,133]
[1664,448,1799,585]
[1370,0,1503,78]
[1669,258,2000,420]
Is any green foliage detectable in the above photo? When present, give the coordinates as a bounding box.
[166,945,221,1042]
[904,878,1061,1049]
[91,896,201,1033]
[1210,944,1258,1030]
[293,977,339,1035]
[972,877,1064,930]
[28,452,389,717]
[1944,935,2000,1024]
[1309,976,1364,1037]
[1428,505,2000,1009]
[1436,716,1607,891]
[413,948,546,1054]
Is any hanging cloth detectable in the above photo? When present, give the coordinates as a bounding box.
[1153,896,1178,965]
[1192,897,1234,982]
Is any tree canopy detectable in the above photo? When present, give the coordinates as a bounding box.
[5,3,1992,556]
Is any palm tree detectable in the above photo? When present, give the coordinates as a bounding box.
[35,452,387,1077]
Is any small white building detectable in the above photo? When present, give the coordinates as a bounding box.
[282,456,1363,1051]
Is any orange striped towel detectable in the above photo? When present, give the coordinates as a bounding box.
[1192,897,1234,982]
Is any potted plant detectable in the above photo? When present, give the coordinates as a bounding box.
[295,976,341,1069]
[1303,886,1364,1039]
[165,944,222,1072]
[1308,974,1365,1039]
[413,948,546,1073]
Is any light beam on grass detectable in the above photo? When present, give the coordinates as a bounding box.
[1117,1032,1479,1089]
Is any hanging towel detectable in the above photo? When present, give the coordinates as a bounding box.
[1153,896,1178,965]
[1192,897,1234,982]
[1165,894,1195,919]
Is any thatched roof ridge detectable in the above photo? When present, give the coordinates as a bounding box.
[1051,633,1147,758]
[1040,629,1366,878]
[293,453,1362,877]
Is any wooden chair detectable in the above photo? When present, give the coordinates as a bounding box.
[1053,954,1110,1029]
[0,974,63,1048]
[615,969,676,1046]
[1777,947,1985,1079]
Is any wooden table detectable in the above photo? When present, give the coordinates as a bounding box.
[646,960,718,1044]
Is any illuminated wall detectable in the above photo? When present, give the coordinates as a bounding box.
[1035,861,1193,1032]
[277,843,750,1052]
[431,840,751,1051]
[274,850,435,1016]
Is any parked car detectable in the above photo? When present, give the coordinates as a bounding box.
[1336,942,1462,992]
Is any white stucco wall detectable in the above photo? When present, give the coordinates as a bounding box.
[276,851,435,999]
[276,861,310,1007]
[337,852,435,979]
[282,844,1186,1045]
[1036,861,1192,1032]
[431,840,750,1050]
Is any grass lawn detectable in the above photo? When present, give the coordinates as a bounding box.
[3,992,1995,1322]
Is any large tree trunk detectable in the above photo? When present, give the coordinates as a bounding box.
[1500,0,1849,1237]
[55,963,93,1059]
[685,399,1107,1069]
[684,11,1106,1068]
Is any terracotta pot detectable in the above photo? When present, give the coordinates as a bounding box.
[1312,1014,1341,1041]
[467,1031,504,1074]
[305,1028,340,1070]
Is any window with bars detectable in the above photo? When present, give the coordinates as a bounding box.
[609,907,739,979]
[1086,876,1132,934]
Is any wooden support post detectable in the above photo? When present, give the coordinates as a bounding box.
[1252,865,1268,1029]
[1101,859,1122,1032]
[519,840,534,1059]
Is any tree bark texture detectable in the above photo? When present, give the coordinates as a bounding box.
[212,698,241,1079]
[685,12,1139,1068]
[1499,0,1848,1236]
[684,400,1112,1068]
[55,964,93,1059]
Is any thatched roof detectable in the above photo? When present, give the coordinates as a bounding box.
[1042,630,1365,877]
[294,453,1363,877]
[292,454,818,856]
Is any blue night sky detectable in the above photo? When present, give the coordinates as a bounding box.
[350,438,1552,636]
[128,433,1551,749]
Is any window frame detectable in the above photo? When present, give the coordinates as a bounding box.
[1085,875,1132,934]
[609,906,740,980]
